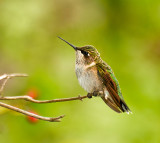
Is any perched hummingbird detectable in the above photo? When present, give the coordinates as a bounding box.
[58,36,131,114]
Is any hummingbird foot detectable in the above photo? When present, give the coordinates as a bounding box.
[93,91,104,97]
[87,93,93,98]
[87,91,103,98]
[93,91,99,97]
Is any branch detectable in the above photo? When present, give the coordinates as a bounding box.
[0,73,28,95]
[0,101,64,122]
[0,95,88,103]
[0,73,88,122]
[0,73,28,80]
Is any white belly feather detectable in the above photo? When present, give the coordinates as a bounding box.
[75,62,103,93]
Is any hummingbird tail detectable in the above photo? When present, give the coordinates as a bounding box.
[120,100,132,114]
[101,96,122,113]
[103,85,132,114]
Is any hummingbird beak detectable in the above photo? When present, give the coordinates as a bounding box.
[58,36,77,51]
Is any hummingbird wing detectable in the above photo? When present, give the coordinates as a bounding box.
[97,62,131,113]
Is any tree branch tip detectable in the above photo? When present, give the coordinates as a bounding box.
[10,73,29,77]
[51,115,65,122]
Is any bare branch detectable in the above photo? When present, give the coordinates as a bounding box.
[0,73,88,122]
[0,73,28,95]
[0,101,64,122]
[0,73,28,80]
[0,95,88,103]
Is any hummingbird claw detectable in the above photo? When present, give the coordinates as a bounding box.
[87,93,92,99]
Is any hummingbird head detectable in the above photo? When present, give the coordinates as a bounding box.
[58,36,100,65]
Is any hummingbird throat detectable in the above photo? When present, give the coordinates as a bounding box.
[76,50,95,66]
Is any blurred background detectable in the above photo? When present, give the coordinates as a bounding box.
[0,0,160,143]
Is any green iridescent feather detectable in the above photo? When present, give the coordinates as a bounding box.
[97,61,124,99]
[80,45,125,101]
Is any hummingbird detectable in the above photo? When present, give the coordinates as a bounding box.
[58,36,131,114]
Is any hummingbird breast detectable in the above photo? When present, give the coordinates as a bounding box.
[75,63,103,93]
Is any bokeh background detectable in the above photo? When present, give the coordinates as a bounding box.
[0,0,160,143]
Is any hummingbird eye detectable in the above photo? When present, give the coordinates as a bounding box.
[81,50,89,57]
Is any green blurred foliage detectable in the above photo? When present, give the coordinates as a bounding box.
[0,0,160,143]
